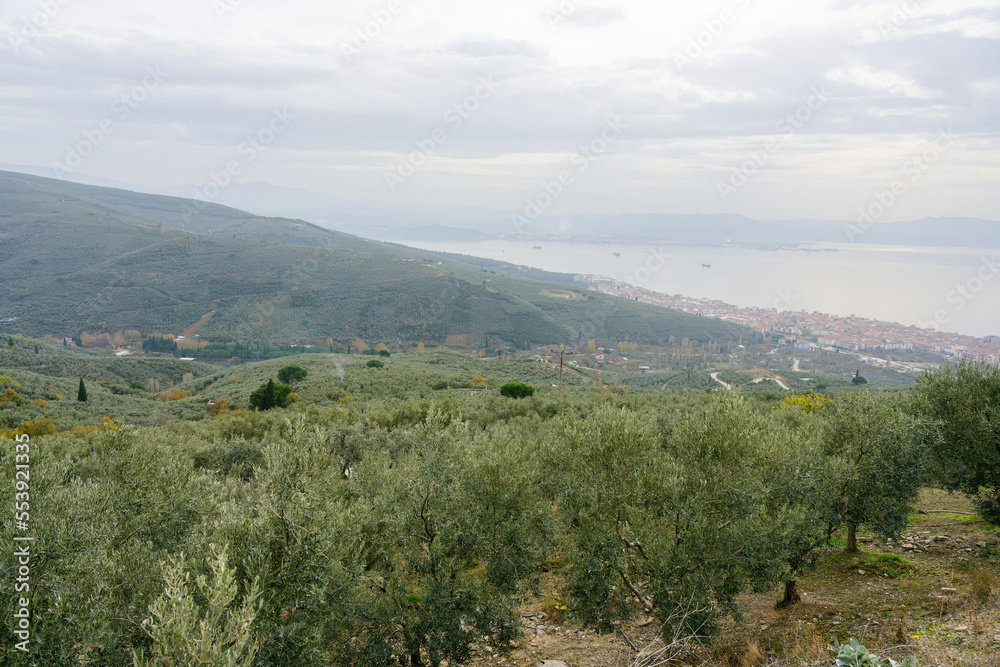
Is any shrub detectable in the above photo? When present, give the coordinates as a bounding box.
[249,380,292,410]
[776,392,831,413]
[833,638,917,666]
[499,382,534,399]
[0,387,24,408]
[160,389,188,402]
[130,381,147,391]
[367,360,384,369]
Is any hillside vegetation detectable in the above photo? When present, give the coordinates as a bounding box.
[0,171,748,349]
[1,344,998,666]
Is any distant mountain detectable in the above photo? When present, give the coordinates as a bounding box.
[511,213,1000,248]
[7,163,995,248]
[0,170,749,348]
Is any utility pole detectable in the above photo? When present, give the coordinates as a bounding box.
[552,345,571,397]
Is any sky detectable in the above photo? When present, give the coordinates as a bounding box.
[2,0,999,221]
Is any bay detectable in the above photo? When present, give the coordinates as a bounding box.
[404,239,1000,338]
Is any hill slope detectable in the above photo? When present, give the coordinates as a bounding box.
[0,171,750,348]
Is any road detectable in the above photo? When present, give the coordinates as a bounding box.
[712,371,790,391]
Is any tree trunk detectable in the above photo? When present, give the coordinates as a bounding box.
[846,524,858,553]
[777,579,801,608]
[410,651,423,666]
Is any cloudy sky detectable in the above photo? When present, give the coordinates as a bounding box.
[2,0,999,220]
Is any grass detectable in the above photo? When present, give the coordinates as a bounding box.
[858,552,916,579]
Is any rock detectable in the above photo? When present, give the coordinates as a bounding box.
[934,535,949,542]
[537,662,569,667]
[977,541,987,548]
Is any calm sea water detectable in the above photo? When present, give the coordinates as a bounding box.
[405,240,1000,338]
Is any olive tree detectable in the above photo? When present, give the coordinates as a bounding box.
[550,395,806,641]
[912,360,1000,523]
[343,416,533,666]
[820,391,929,552]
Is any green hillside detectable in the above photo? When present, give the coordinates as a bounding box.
[0,171,750,349]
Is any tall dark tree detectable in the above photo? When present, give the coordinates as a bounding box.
[249,380,291,411]
[263,379,276,410]
[77,378,88,402]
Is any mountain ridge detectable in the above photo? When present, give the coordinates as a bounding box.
[0,171,750,349]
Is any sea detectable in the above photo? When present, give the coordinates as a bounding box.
[403,240,1000,338]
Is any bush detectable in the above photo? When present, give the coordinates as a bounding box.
[130,381,147,391]
[366,360,384,369]
[249,380,292,410]
[379,350,391,358]
[499,382,534,399]
[834,638,917,666]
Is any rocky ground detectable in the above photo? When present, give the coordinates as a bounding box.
[466,488,1000,667]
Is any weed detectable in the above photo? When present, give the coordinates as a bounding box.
[969,568,997,604]
[858,552,915,579]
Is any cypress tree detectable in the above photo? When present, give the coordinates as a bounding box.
[77,378,88,402]
[263,379,276,410]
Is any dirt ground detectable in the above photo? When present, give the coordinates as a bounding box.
[467,488,1000,667]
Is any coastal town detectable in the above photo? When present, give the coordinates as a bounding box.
[572,274,1000,365]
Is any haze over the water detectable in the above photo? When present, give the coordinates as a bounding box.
[2,0,998,221]
[406,239,1000,338]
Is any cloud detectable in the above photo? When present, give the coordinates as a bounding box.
[826,64,938,99]
[562,7,626,28]
[444,37,546,59]
[0,0,997,220]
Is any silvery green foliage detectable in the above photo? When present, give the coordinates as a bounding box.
[552,394,809,640]
[132,547,262,667]
[913,360,1000,523]
[821,391,929,542]
[834,638,918,667]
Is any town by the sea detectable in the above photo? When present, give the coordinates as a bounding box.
[406,239,1000,362]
